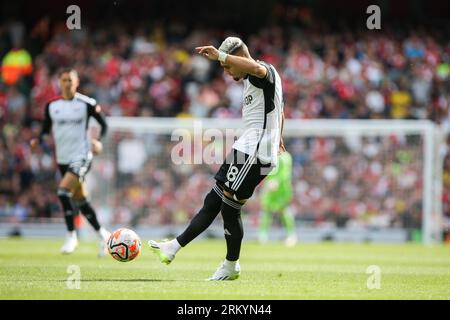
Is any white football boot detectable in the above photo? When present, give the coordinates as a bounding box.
[285,234,298,247]
[208,260,241,281]
[60,231,78,254]
[148,239,180,265]
[98,228,111,257]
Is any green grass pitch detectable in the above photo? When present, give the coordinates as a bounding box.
[1,238,449,300]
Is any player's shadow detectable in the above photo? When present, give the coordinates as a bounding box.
[6,279,200,282]
[77,278,207,282]
[78,279,177,282]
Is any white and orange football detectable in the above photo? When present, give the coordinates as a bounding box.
[107,228,141,262]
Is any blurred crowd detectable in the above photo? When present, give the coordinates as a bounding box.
[94,132,423,232]
[0,11,449,236]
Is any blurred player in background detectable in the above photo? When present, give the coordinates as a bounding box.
[149,36,285,280]
[30,69,110,255]
[258,150,297,247]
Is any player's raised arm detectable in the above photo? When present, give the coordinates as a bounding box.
[196,45,267,79]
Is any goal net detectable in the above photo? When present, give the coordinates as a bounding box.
[88,118,444,244]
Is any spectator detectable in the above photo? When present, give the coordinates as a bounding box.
[0,12,449,231]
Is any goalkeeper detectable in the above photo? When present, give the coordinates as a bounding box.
[259,150,297,246]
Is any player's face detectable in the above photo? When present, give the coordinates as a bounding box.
[59,72,79,95]
[220,62,245,81]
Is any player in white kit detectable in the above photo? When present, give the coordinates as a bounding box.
[30,69,110,255]
[149,37,285,280]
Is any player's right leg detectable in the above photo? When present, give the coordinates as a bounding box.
[148,183,224,265]
[72,183,110,257]
[57,167,80,254]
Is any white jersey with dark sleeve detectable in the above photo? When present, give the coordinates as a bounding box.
[232,60,284,164]
[40,92,108,164]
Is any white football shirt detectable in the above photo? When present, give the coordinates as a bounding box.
[40,92,107,164]
[232,61,284,165]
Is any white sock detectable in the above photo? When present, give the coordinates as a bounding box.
[224,259,238,269]
[165,239,181,255]
[68,231,77,239]
[98,227,109,240]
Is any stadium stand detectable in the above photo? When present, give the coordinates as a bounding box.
[0,1,449,240]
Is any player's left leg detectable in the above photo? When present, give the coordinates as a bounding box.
[279,206,297,247]
[208,189,245,281]
[149,183,224,265]
[72,183,110,256]
[209,151,273,281]
[258,209,273,244]
[148,150,248,267]
[69,153,110,256]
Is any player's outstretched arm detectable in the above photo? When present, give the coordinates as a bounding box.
[195,45,267,78]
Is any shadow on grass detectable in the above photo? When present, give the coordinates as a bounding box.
[79,279,176,282]
[1,279,199,282]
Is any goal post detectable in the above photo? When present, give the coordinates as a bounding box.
[89,118,444,244]
[279,119,443,245]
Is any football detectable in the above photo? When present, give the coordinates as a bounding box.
[107,228,142,262]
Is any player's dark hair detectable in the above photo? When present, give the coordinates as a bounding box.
[227,42,243,54]
[232,44,250,58]
[58,68,78,78]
